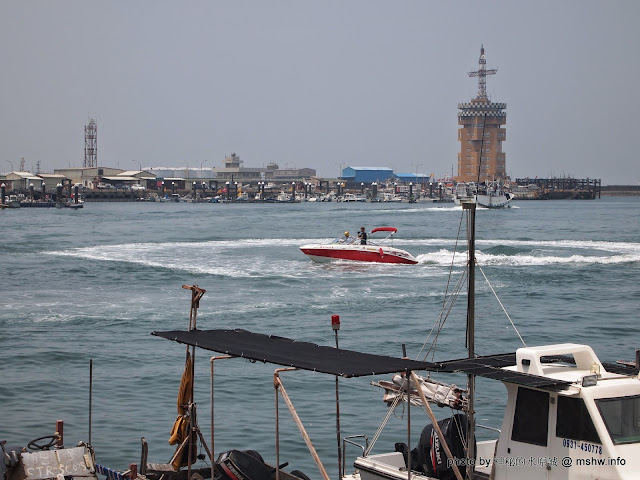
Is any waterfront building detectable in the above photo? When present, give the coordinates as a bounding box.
[104,170,157,189]
[394,173,430,185]
[38,173,68,192]
[264,166,317,181]
[54,167,124,189]
[457,46,507,183]
[212,153,265,182]
[340,167,394,184]
[2,171,44,191]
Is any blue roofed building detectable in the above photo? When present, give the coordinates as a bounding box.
[340,167,394,184]
[394,173,431,184]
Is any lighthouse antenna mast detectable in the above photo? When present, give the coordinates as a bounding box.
[468,45,497,100]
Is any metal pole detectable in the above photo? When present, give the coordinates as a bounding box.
[463,202,476,479]
[332,315,342,479]
[406,371,411,480]
[89,359,92,445]
[275,376,280,480]
[210,355,232,480]
[274,371,330,480]
[56,420,64,448]
[409,372,464,480]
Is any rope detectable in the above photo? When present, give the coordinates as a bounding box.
[417,212,466,362]
[365,379,405,455]
[477,264,527,347]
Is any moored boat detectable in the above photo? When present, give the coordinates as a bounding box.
[299,227,418,265]
[345,201,640,480]
[1,421,98,480]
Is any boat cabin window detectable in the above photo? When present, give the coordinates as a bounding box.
[596,395,640,445]
[540,355,578,370]
[556,396,600,444]
[511,387,549,446]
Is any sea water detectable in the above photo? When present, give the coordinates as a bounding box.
[1,198,639,478]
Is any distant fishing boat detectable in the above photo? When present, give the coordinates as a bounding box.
[475,180,513,208]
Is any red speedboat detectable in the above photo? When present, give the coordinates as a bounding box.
[299,227,418,265]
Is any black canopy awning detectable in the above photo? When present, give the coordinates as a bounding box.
[152,328,434,378]
[433,353,573,391]
[152,329,583,389]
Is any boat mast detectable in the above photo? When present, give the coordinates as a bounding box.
[464,107,481,477]
[463,201,476,478]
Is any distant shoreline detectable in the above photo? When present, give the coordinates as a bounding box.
[600,185,640,196]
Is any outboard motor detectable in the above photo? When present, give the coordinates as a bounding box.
[214,449,309,480]
[396,414,473,480]
[214,450,272,480]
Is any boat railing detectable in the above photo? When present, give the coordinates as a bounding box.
[342,435,369,475]
[477,424,501,434]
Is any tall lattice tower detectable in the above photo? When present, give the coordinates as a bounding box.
[84,119,97,168]
[457,46,507,183]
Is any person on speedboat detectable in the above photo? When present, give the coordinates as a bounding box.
[358,227,367,245]
[337,231,351,243]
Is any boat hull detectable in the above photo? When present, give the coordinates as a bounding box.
[300,244,418,264]
[475,192,513,208]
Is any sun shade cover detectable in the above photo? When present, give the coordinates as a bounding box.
[152,328,433,377]
[434,353,573,390]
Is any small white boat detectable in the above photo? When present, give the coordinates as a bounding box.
[7,195,21,208]
[454,181,513,208]
[475,181,513,208]
[339,193,367,202]
[382,193,403,202]
[300,227,418,264]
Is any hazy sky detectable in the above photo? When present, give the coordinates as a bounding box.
[1,1,639,184]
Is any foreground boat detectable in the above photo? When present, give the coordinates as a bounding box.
[1,421,98,480]
[299,227,418,265]
[345,201,639,480]
[150,270,640,480]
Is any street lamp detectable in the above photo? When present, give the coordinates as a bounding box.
[411,163,423,181]
[6,160,14,172]
[200,160,208,178]
[338,163,345,179]
[132,160,141,174]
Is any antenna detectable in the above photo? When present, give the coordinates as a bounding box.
[467,45,497,100]
[84,119,97,167]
